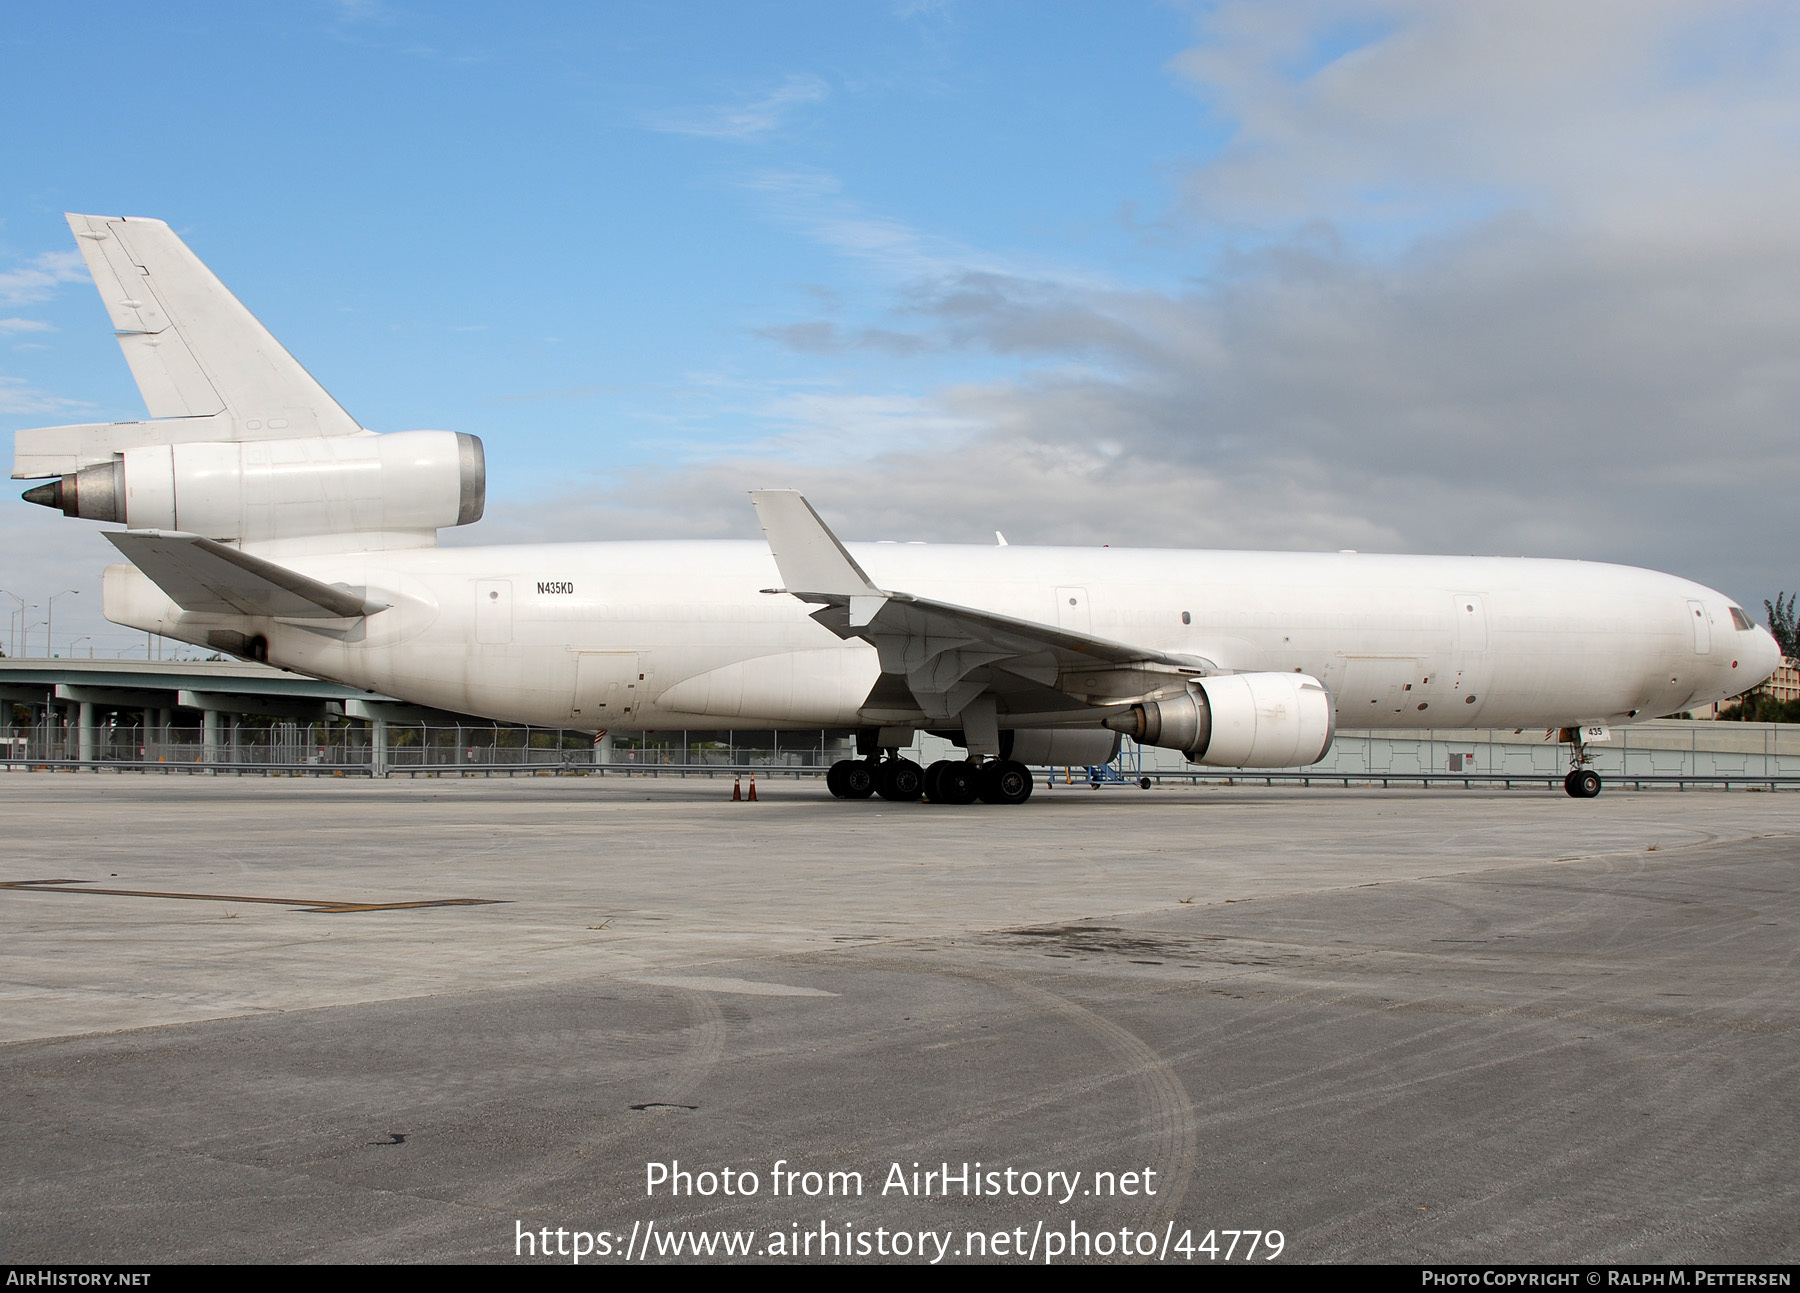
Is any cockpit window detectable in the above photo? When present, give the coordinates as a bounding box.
[1729,606,1754,631]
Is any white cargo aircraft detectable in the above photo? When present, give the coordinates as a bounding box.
[13,215,1782,803]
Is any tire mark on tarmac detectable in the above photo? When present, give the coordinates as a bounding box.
[823,952,1199,1236]
[361,982,729,1247]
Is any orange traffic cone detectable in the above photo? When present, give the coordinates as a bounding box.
[732,776,742,801]
[748,774,758,802]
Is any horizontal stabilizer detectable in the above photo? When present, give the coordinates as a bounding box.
[104,530,381,619]
[16,416,245,479]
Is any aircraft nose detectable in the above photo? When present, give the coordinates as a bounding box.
[1752,626,1785,684]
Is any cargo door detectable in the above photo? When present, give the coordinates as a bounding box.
[1339,656,1421,721]
[571,651,641,723]
[1449,592,1494,720]
[1687,600,1711,654]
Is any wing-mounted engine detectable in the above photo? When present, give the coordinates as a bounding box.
[1104,673,1336,768]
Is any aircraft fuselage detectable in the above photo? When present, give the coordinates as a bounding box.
[104,538,1777,735]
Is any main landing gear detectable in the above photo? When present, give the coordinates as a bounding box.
[1559,727,1603,799]
[824,758,876,800]
[824,752,923,801]
[825,755,1034,805]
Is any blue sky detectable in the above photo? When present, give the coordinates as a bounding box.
[6,1,1800,657]
[2,2,1214,490]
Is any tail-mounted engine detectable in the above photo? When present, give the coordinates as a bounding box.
[1105,672,1336,768]
[23,430,483,543]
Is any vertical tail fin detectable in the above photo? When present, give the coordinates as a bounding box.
[65,213,362,434]
[14,216,367,479]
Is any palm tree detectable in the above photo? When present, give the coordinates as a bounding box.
[1766,593,1799,659]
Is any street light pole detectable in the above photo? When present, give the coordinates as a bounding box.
[0,589,28,658]
[47,589,78,659]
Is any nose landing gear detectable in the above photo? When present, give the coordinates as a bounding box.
[1559,727,1603,798]
[1564,767,1602,798]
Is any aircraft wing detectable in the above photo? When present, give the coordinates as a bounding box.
[105,530,383,620]
[749,490,1209,723]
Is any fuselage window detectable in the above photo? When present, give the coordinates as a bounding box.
[1181,611,1191,625]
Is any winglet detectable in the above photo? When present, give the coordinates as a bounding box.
[749,490,881,598]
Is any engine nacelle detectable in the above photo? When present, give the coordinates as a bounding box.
[24,430,483,543]
[1105,673,1336,768]
[1001,728,1121,767]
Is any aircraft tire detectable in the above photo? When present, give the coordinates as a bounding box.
[923,759,953,802]
[839,759,877,800]
[1565,769,1602,799]
[876,758,924,802]
[936,761,981,805]
[979,759,1033,805]
[826,760,848,798]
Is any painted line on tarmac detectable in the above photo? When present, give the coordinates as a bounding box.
[0,877,506,914]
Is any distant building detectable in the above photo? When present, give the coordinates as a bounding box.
[1693,656,1800,719]
[1766,657,1800,704]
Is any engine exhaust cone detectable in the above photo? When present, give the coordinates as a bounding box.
[22,480,63,511]
[1101,709,1143,737]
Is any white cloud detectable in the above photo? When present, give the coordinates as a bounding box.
[0,251,87,308]
[17,3,1794,642]
[478,2,1800,607]
[644,75,830,141]
[1171,1,1800,239]
[0,318,53,335]
[0,375,89,416]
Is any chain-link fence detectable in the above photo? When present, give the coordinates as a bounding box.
[5,705,1799,788]
[0,713,856,776]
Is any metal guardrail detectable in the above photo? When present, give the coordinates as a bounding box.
[0,758,827,776]
[1130,770,1800,790]
[0,758,379,776]
[6,756,1800,790]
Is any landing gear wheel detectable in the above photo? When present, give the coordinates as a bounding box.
[876,758,924,802]
[923,759,953,803]
[838,759,876,800]
[935,761,981,805]
[978,759,1034,805]
[826,760,849,798]
[1564,769,1602,799]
